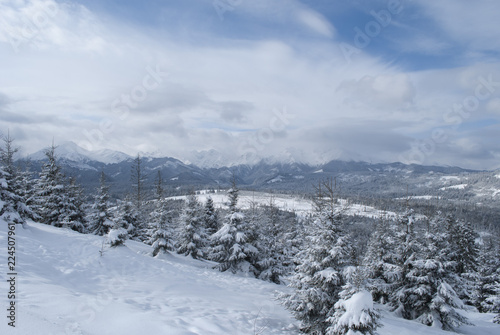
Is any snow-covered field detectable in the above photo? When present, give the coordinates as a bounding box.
[169,190,398,219]
[1,220,499,335]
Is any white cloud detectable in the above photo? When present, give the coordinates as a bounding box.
[296,9,335,38]
[418,0,500,53]
[1,0,500,169]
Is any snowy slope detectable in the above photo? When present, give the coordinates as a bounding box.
[0,220,297,335]
[1,220,499,335]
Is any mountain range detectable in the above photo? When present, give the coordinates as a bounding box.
[20,142,500,205]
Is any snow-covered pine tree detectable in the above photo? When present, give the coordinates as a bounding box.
[393,213,469,330]
[363,214,400,304]
[203,196,219,236]
[443,216,480,305]
[60,177,87,233]
[0,157,24,226]
[210,179,259,275]
[107,218,128,247]
[89,172,114,236]
[474,233,500,314]
[280,178,353,334]
[326,266,381,335]
[389,207,419,318]
[0,132,32,220]
[33,144,67,227]
[176,194,207,259]
[148,199,174,256]
[17,161,38,221]
[114,197,141,239]
[258,195,287,284]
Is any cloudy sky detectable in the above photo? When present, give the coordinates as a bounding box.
[1,0,500,169]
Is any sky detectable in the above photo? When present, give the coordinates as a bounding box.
[1,0,500,170]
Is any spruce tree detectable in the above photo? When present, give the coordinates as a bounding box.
[281,179,352,334]
[115,197,141,240]
[326,267,381,335]
[363,215,400,304]
[0,132,32,220]
[34,144,67,226]
[176,194,207,259]
[60,177,87,233]
[392,213,469,330]
[0,163,23,225]
[475,233,500,314]
[108,219,128,247]
[443,216,480,305]
[389,208,419,318]
[210,180,259,274]
[148,199,174,256]
[203,196,219,236]
[89,172,114,235]
[258,195,287,284]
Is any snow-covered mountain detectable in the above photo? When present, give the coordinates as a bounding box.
[21,142,500,207]
[27,141,132,164]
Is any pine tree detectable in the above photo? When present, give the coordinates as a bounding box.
[115,197,141,240]
[363,215,400,304]
[34,144,67,226]
[389,208,420,318]
[60,177,87,233]
[475,233,500,314]
[392,213,469,330]
[326,267,381,335]
[17,161,38,221]
[148,199,174,256]
[0,132,32,221]
[443,216,480,305]
[0,162,23,225]
[210,180,259,275]
[280,179,352,334]
[258,195,287,284]
[203,196,219,236]
[89,172,114,235]
[108,218,128,247]
[176,194,207,259]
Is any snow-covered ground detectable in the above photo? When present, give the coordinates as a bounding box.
[169,190,398,219]
[1,220,499,335]
[440,184,468,190]
[0,220,297,335]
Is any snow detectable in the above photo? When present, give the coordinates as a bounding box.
[495,174,500,179]
[440,184,468,190]
[1,220,499,334]
[313,169,324,173]
[440,176,460,181]
[0,220,297,334]
[27,141,131,164]
[268,176,284,183]
[168,191,398,219]
[339,290,373,320]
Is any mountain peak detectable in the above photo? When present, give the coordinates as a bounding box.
[27,141,132,164]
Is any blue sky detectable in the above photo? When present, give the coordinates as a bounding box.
[1,0,500,169]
